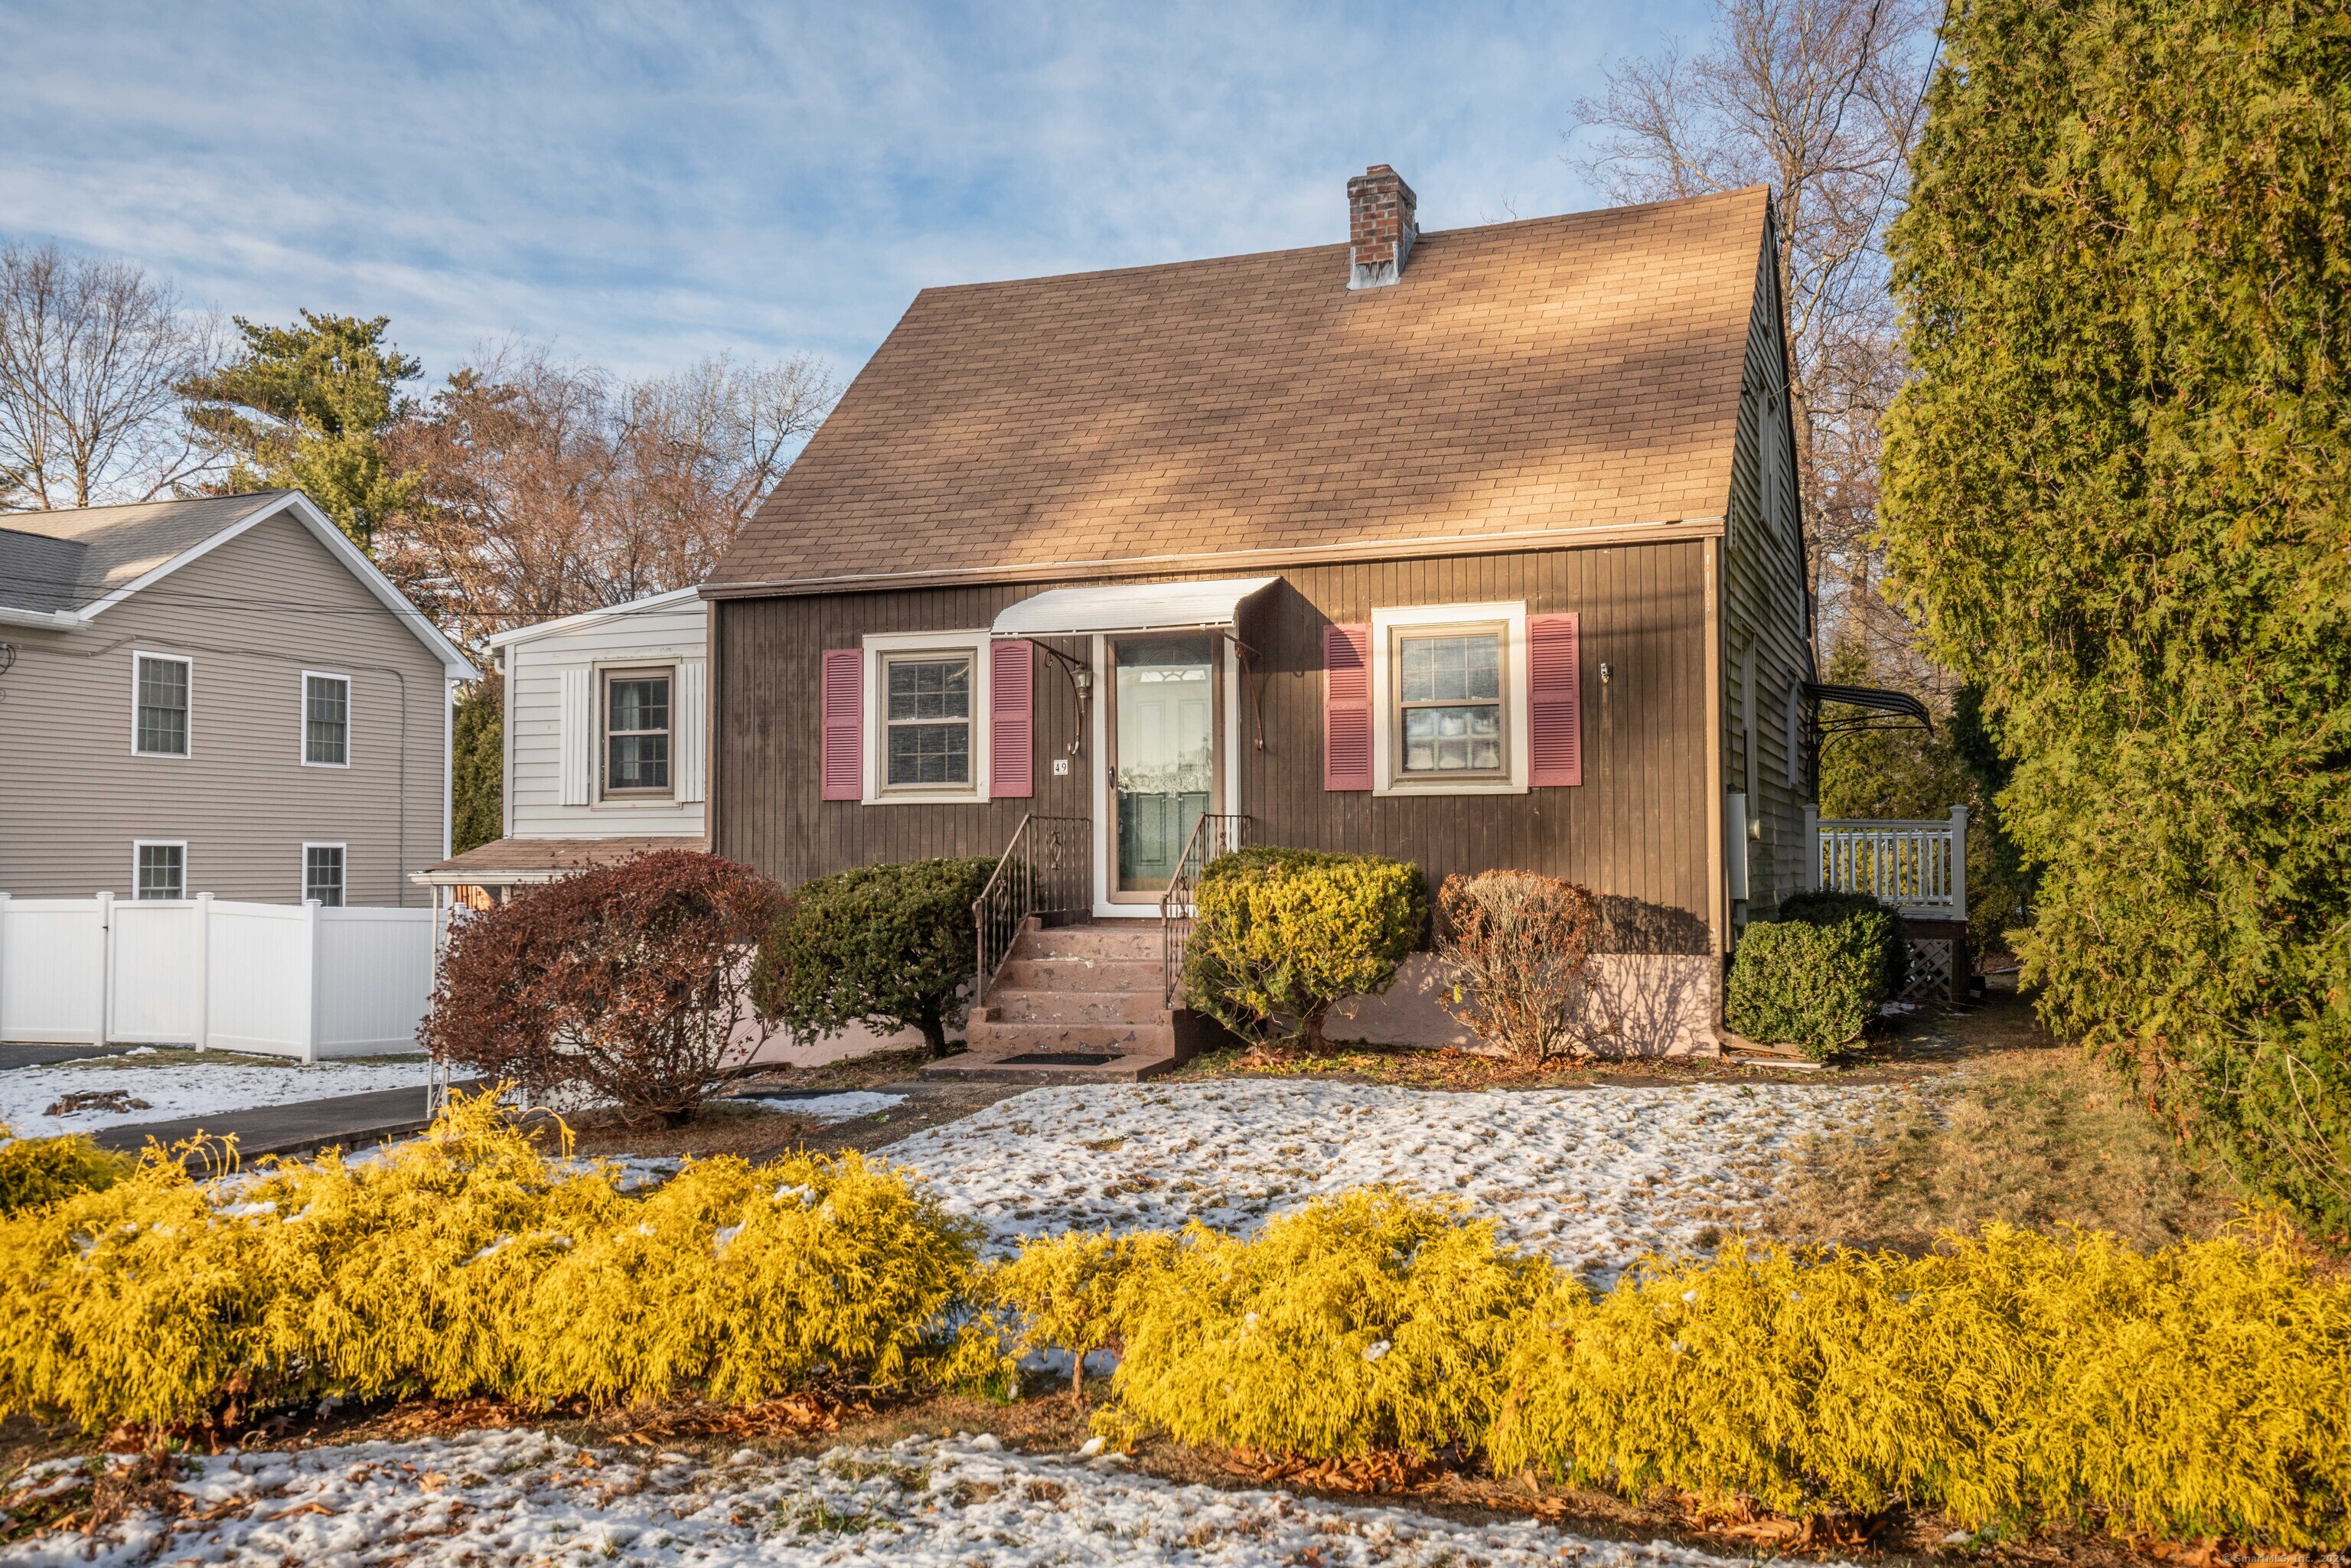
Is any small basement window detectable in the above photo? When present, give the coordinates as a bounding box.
[304,843,346,906]
[135,842,185,900]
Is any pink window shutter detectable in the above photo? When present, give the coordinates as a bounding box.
[1323,623,1374,791]
[1528,613,1583,787]
[820,648,862,800]
[990,639,1035,797]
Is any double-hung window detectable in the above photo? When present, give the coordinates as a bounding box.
[1395,626,1507,777]
[133,654,191,756]
[882,652,973,791]
[135,842,185,900]
[602,670,673,796]
[304,844,346,906]
[303,673,351,765]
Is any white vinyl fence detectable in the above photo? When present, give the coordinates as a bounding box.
[0,893,433,1061]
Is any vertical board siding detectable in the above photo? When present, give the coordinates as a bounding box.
[1720,231,1820,917]
[713,541,1714,953]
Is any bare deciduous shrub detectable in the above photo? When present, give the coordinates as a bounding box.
[420,849,783,1125]
[1434,871,1599,1063]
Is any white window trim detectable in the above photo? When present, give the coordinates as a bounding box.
[299,670,353,768]
[862,629,992,806]
[132,839,188,901]
[302,841,348,905]
[130,650,193,758]
[596,663,680,805]
[1370,601,1530,797]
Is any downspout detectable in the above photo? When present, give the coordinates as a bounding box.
[1704,537,1727,964]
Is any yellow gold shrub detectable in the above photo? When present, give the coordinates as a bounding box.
[0,1093,986,1432]
[0,1125,135,1216]
[1000,1195,2351,1549]
[1065,1190,1547,1459]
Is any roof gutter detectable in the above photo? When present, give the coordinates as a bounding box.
[0,605,83,630]
[699,516,1727,601]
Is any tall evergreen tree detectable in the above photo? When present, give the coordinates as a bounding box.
[181,311,422,551]
[1882,0,2351,1231]
[450,672,503,856]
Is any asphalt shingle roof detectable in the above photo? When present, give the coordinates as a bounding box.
[0,491,295,614]
[710,187,1769,592]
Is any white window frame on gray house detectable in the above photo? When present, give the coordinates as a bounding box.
[134,839,187,900]
[303,842,347,906]
[131,651,192,758]
[599,665,675,800]
[302,670,351,767]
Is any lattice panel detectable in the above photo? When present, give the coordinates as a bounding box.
[1903,937,1956,1003]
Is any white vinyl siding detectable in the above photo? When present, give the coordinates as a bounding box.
[5,510,452,905]
[501,594,709,840]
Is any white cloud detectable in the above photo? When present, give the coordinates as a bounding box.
[1,0,1710,383]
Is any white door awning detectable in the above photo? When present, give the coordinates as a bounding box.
[989,576,1280,639]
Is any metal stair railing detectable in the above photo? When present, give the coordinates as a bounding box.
[1159,813,1249,1009]
[973,813,1091,1008]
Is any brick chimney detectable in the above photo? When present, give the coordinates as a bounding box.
[1346,164,1417,289]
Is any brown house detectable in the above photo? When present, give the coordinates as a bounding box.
[703,168,1815,1069]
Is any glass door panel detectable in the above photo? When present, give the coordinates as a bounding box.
[1111,634,1216,896]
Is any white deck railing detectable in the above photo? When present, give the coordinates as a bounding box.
[1805,806,1968,921]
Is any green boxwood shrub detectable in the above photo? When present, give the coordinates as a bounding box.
[753,857,995,1057]
[1182,846,1427,1051]
[1776,889,1909,1000]
[1726,892,1907,1060]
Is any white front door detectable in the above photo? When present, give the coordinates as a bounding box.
[1092,633,1238,914]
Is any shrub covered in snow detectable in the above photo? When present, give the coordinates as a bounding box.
[1182,847,1427,1051]
[1434,870,1600,1063]
[421,849,783,1124]
[753,856,995,1057]
[0,1125,133,1216]
[1725,892,1907,1059]
[0,1092,996,1433]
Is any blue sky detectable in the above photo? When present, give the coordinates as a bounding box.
[1,1,1711,388]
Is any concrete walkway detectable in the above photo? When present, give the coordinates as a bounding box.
[87,1081,484,1160]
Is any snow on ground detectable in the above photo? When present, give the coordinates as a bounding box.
[0,1430,1837,1568]
[0,1057,436,1133]
[886,1080,1895,1280]
[738,1090,907,1125]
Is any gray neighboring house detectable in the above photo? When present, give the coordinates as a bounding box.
[0,491,475,906]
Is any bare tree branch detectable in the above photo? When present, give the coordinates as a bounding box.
[1570,0,1939,677]
[378,345,836,648]
[0,243,221,509]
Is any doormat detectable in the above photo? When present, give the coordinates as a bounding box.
[995,1051,1123,1067]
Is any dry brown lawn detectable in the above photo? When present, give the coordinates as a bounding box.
[1766,989,2243,1253]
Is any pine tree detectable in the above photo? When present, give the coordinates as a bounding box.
[1882,0,2351,1231]
[181,311,422,552]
